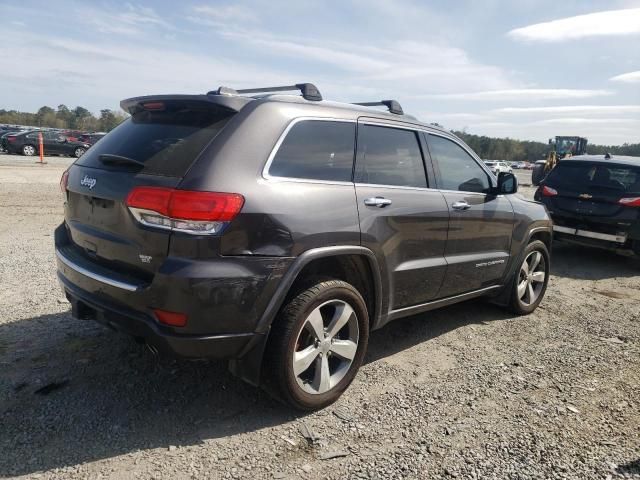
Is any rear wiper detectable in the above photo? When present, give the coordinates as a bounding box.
[99,154,145,167]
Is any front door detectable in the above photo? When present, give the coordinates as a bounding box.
[425,133,514,297]
[354,121,449,311]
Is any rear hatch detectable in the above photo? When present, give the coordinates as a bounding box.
[542,160,640,232]
[62,97,238,280]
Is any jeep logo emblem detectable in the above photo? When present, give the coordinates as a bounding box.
[80,175,97,189]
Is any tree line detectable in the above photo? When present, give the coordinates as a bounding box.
[454,131,640,162]
[1,105,638,158]
[0,105,128,132]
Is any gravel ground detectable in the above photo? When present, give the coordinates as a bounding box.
[1,154,639,479]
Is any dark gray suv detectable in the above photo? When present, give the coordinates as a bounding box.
[55,83,552,410]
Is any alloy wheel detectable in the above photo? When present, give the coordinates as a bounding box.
[517,250,547,306]
[292,299,359,395]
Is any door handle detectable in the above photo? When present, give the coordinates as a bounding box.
[451,200,471,211]
[364,197,392,208]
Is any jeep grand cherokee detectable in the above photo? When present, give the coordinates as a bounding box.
[55,83,552,410]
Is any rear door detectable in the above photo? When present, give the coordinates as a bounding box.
[355,121,449,310]
[43,132,62,154]
[426,133,514,297]
[63,99,236,279]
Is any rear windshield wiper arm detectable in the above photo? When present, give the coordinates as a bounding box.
[99,154,145,167]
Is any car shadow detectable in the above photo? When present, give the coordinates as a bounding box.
[551,241,640,280]
[1,299,507,476]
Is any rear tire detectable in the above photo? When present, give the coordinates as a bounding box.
[262,279,369,410]
[22,144,36,156]
[508,240,550,315]
[531,163,546,186]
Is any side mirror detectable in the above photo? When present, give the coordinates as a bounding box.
[497,172,518,194]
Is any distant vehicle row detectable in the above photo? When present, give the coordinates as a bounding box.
[0,128,106,157]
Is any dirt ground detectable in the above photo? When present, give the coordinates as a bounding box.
[0,155,638,480]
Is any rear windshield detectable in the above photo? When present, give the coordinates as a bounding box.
[545,161,640,194]
[76,103,235,177]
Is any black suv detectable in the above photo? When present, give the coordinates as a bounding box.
[6,130,90,157]
[535,155,640,256]
[55,83,552,409]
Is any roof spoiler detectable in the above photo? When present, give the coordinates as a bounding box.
[207,83,323,102]
[353,100,404,115]
[120,94,252,114]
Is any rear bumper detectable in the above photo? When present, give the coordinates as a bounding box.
[54,222,293,358]
[60,276,260,358]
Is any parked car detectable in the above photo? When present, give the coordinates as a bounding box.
[0,129,26,152]
[55,84,552,410]
[535,154,640,257]
[484,160,513,175]
[5,130,90,157]
[78,133,106,145]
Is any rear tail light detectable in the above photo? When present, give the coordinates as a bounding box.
[142,102,166,111]
[7,136,16,142]
[60,169,69,195]
[126,187,244,235]
[619,196,640,207]
[153,309,187,327]
[542,186,558,197]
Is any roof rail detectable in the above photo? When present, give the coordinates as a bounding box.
[353,100,403,115]
[207,83,322,101]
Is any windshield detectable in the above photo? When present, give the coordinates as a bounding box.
[556,138,578,155]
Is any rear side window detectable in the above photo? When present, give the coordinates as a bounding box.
[546,162,640,194]
[428,135,490,193]
[268,120,355,182]
[355,125,427,188]
[76,103,235,177]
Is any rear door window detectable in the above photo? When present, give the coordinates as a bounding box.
[268,120,355,182]
[76,103,235,177]
[354,124,427,188]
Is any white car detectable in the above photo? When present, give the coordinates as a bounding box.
[484,161,512,175]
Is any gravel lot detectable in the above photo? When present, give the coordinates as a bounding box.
[1,154,639,479]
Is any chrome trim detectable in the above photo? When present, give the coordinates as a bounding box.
[553,225,627,243]
[56,249,140,292]
[262,117,357,183]
[354,182,435,192]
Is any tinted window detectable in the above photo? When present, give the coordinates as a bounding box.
[355,125,426,188]
[428,135,490,193]
[76,103,235,177]
[546,162,640,194]
[269,120,355,182]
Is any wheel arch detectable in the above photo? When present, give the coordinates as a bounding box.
[229,246,384,386]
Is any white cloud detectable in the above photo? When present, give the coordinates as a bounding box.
[508,8,640,42]
[191,4,259,25]
[419,89,612,101]
[610,71,640,83]
[494,105,640,115]
[535,118,639,125]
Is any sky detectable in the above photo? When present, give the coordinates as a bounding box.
[0,0,639,145]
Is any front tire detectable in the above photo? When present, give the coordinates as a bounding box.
[74,147,86,158]
[262,279,369,410]
[509,240,550,314]
[22,144,36,156]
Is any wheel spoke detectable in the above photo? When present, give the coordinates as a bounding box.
[293,345,320,376]
[530,271,545,283]
[530,252,542,272]
[305,308,325,340]
[329,339,357,361]
[326,303,354,340]
[517,280,528,299]
[527,283,535,304]
[312,355,331,393]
